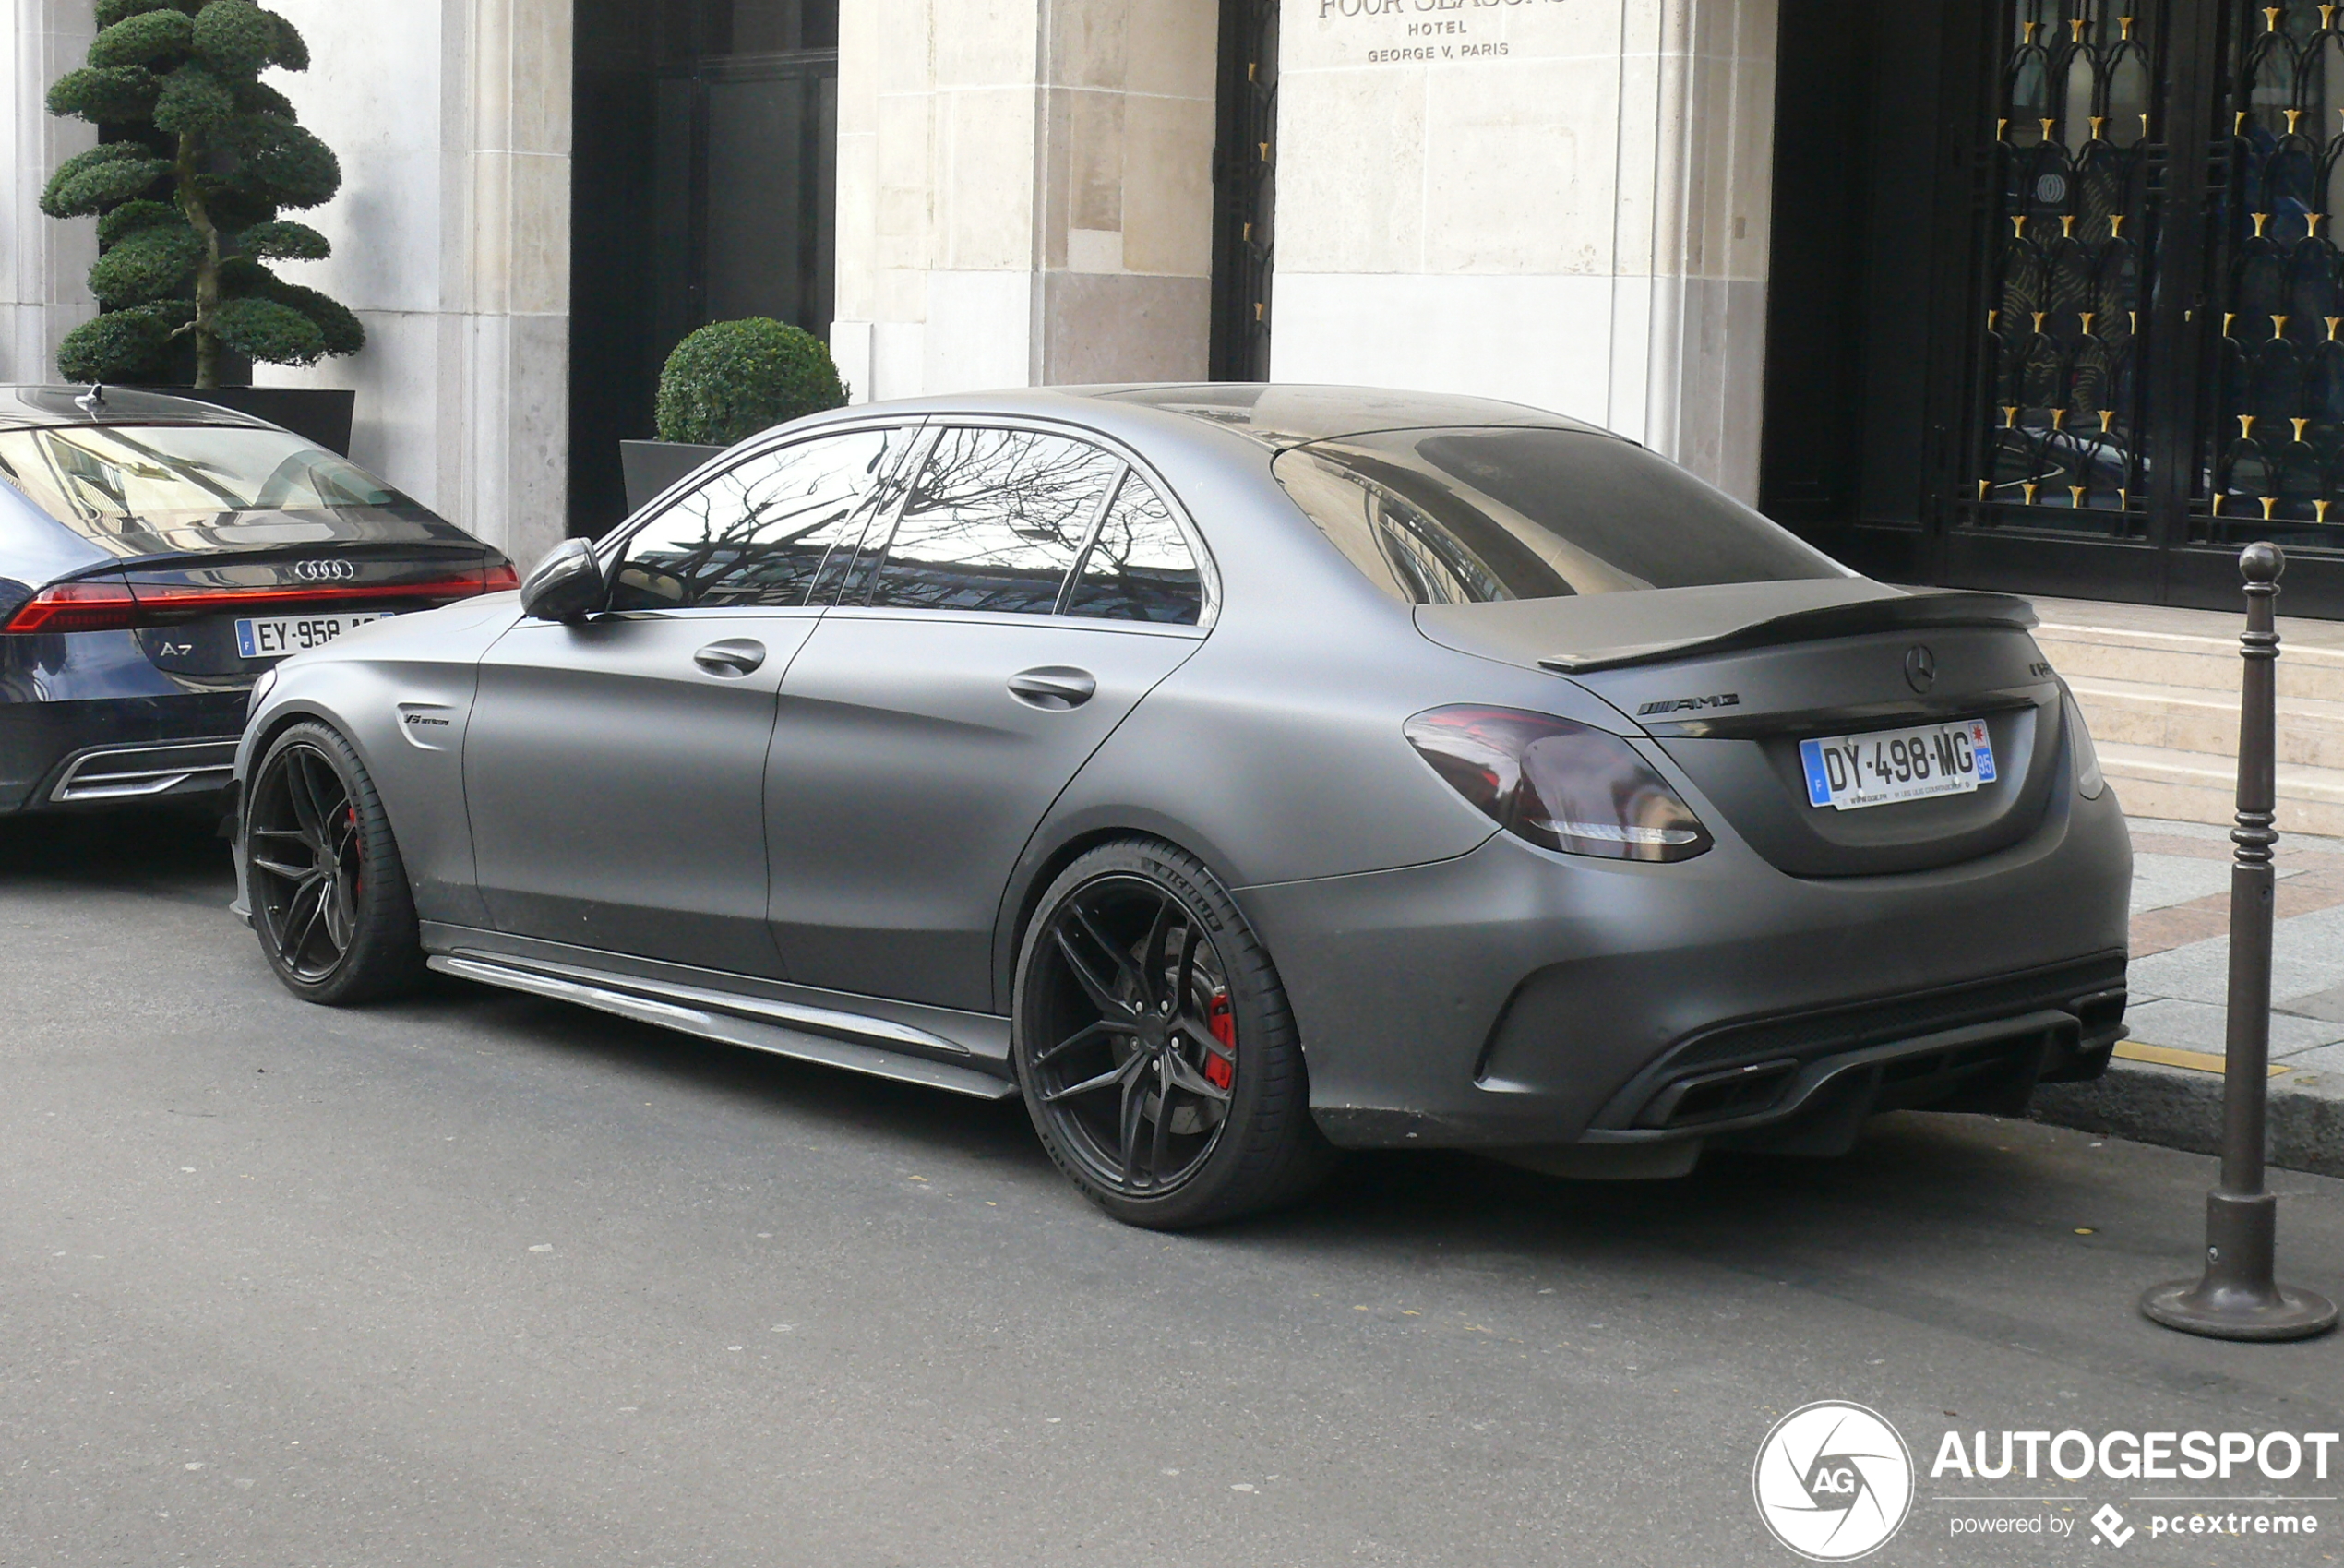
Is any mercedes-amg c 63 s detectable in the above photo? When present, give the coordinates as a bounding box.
[233,385,2132,1227]
[0,387,513,816]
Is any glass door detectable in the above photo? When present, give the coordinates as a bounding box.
[570,0,838,536]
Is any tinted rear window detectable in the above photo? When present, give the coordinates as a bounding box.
[1273,427,1845,604]
[0,424,418,539]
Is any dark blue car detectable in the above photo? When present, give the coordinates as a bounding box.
[0,387,513,816]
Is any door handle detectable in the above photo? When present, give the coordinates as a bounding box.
[1007,665,1097,711]
[692,638,767,677]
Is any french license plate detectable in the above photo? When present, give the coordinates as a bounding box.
[234,611,390,658]
[1799,718,1997,811]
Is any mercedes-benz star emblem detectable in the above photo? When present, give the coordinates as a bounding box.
[1904,645,1937,694]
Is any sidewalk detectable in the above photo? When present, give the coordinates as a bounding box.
[2031,813,2344,1174]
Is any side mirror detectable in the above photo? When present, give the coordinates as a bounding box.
[519,537,605,621]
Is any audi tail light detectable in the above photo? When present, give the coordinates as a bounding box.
[3,562,511,634]
[0,578,139,633]
[1404,704,1712,863]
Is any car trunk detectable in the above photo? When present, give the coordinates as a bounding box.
[1415,581,2068,877]
[58,509,501,683]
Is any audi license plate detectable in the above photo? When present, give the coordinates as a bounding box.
[1799,718,1997,811]
[234,611,391,658]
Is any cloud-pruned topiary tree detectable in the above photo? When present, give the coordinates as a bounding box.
[40,0,363,388]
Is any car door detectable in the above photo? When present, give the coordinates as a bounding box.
[766,426,1213,1011]
[464,423,918,976]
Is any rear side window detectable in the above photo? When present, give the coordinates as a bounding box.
[1063,470,1203,625]
[860,427,1122,614]
[608,426,910,610]
[1273,427,1846,604]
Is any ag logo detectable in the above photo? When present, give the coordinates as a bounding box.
[292,558,356,581]
[1752,1401,1914,1561]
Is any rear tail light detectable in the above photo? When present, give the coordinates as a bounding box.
[2063,692,2106,799]
[1404,704,1712,862]
[484,560,520,592]
[0,579,139,633]
[3,565,508,634]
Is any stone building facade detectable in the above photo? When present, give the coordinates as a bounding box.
[9,0,2344,615]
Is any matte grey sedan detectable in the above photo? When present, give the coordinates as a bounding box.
[233,385,2133,1227]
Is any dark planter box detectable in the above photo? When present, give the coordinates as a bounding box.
[133,386,356,456]
[622,439,728,515]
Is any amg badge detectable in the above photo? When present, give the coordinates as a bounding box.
[1636,692,1741,716]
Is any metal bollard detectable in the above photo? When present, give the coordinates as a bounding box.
[2139,543,2337,1341]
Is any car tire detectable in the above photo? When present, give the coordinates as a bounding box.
[1012,837,1334,1229]
[244,720,425,1005]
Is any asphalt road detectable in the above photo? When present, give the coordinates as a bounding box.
[4,811,2342,1568]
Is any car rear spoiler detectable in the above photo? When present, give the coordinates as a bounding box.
[1537,591,2040,675]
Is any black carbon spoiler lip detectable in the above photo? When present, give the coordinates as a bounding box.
[1537,590,2040,675]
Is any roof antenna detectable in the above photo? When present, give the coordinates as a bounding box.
[76,383,106,413]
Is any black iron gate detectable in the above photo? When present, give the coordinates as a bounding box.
[1943,0,2344,613]
[1209,0,1277,382]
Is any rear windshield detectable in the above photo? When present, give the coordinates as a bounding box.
[0,424,414,533]
[1273,427,1846,604]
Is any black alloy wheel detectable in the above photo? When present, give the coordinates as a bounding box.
[1014,839,1333,1228]
[245,722,423,1004]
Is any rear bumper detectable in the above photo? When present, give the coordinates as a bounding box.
[0,694,247,813]
[1237,782,2133,1155]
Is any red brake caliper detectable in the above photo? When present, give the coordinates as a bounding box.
[1204,987,1236,1089]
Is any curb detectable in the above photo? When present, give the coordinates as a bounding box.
[2032,1057,2344,1179]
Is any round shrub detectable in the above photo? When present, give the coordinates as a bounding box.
[655,318,848,446]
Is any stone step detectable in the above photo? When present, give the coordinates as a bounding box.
[2034,620,2344,703]
[2065,675,2344,771]
[2096,739,2344,836]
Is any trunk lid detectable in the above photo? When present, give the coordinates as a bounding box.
[114,533,502,681]
[1416,582,2067,877]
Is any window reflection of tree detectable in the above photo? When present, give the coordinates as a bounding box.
[868,429,1121,614]
[613,432,893,610]
[1065,473,1203,624]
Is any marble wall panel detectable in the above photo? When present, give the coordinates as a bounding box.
[1120,90,1214,277]
[0,0,97,382]
[833,0,1218,393]
[1270,0,1777,497]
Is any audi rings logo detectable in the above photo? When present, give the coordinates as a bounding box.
[1752,1401,1914,1561]
[292,558,356,581]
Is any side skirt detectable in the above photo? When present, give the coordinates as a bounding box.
[425,951,1022,1103]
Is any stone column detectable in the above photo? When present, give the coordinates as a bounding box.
[1270,0,1777,499]
[831,0,1220,402]
[0,0,96,385]
[265,0,572,566]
